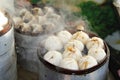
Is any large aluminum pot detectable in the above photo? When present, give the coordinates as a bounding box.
[15,32,40,73]
[0,10,17,80]
[38,32,110,80]
[15,31,49,73]
[0,47,17,80]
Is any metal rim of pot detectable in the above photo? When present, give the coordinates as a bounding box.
[37,31,110,75]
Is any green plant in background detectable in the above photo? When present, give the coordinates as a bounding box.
[30,0,47,4]
[75,1,119,38]
[30,0,40,4]
[30,0,50,4]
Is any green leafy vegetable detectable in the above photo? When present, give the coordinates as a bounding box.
[75,1,119,38]
[30,0,40,4]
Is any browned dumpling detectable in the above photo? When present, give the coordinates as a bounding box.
[65,40,84,51]
[63,45,82,61]
[78,55,97,70]
[71,31,90,44]
[32,7,44,16]
[86,37,104,50]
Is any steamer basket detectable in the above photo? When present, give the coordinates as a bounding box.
[15,23,64,73]
[0,29,17,80]
[38,32,110,80]
[14,3,65,73]
[0,55,17,80]
[0,11,17,80]
[0,55,17,78]
[15,31,49,73]
[0,23,14,55]
[0,43,15,72]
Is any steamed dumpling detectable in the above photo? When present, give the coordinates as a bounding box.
[44,6,55,14]
[28,16,39,25]
[44,51,62,66]
[32,7,44,16]
[22,11,34,23]
[46,13,61,20]
[59,58,79,70]
[30,24,43,33]
[63,46,82,61]
[88,47,106,62]
[71,31,90,44]
[42,22,56,33]
[57,30,72,44]
[78,55,97,70]
[13,17,23,25]
[44,35,63,51]
[76,24,84,31]
[13,17,23,28]
[19,23,31,32]
[19,8,29,17]
[38,16,46,24]
[86,37,104,50]
[65,40,84,51]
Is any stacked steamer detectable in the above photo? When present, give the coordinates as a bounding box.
[13,6,65,73]
[38,30,110,80]
[113,0,120,16]
[0,10,17,80]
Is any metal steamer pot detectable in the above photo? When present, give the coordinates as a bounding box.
[15,32,40,73]
[0,11,17,80]
[38,31,110,80]
[15,30,51,73]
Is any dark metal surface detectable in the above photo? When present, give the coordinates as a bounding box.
[109,46,120,80]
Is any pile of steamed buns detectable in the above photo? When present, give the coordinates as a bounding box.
[43,30,106,70]
[13,6,63,34]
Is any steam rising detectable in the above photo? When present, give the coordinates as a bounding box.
[14,0,91,55]
[0,0,91,49]
[0,0,15,16]
[46,0,90,32]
